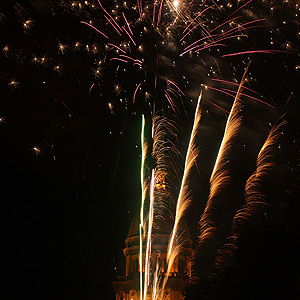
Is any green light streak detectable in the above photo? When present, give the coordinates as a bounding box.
[139,224,143,300]
[140,114,145,224]
[139,114,145,300]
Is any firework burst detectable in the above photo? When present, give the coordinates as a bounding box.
[1,0,300,299]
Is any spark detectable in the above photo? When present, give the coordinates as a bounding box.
[138,45,144,52]
[107,43,127,53]
[164,91,177,113]
[58,43,67,54]
[93,66,102,77]
[74,41,82,50]
[23,19,33,30]
[104,15,122,36]
[284,92,293,108]
[221,87,276,109]
[8,79,20,90]
[108,102,115,114]
[40,55,48,66]
[167,79,185,96]
[91,44,99,54]
[122,26,137,46]
[32,145,42,156]
[211,78,263,97]
[54,64,63,74]
[31,55,39,64]
[3,45,9,53]
[133,83,142,103]
[204,85,276,109]
[0,117,6,125]
[110,58,128,63]
[203,97,229,113]
[114,84,122,96]
[224,0,253,21]
[122,12,133,36]
[80,21,109,39]
[89,83,95,95]
[221,50,283,57]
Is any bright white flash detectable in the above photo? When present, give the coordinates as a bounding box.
[173,0,179,9]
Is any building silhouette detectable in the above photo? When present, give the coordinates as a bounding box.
[113,214,193,300]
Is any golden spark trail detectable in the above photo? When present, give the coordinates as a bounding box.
[143,170,156,300]
[210,64,250,180]
[167,92,202,260]
[213,119,288,273]
[199,63,250,244]
[159,91,202,295]
[244,118,287,208]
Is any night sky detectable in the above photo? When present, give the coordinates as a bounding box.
[1,1,300,299]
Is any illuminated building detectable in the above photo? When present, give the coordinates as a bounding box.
[113,214,193,300]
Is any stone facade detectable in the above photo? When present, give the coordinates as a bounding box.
[113,214,193,300]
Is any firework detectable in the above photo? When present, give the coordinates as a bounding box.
[210,117,295,285]
[167,92,202,260]
[138,91,201,300]
[1,1,300,299]
[188,64,248,281]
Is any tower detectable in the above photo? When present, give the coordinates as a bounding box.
[113,214,193,300]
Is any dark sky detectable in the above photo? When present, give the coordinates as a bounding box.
[1,1,300,299]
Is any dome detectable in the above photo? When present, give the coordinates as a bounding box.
[127,213,140,238]
[122,211,194,281]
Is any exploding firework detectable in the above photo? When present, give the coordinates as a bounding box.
[79,1,300,300]
[1,0,300,299]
